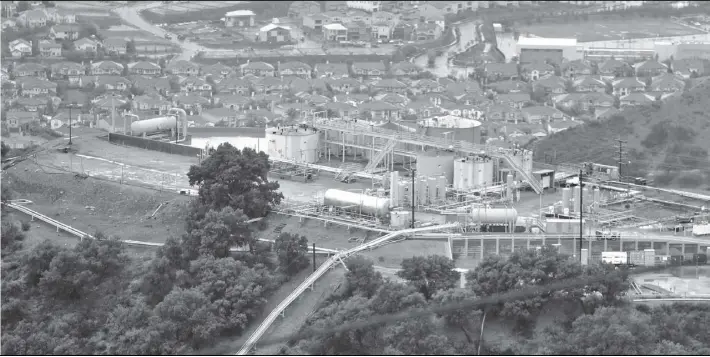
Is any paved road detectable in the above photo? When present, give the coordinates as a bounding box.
[112,1,205,63]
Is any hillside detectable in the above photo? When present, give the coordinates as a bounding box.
[531,80,710,189]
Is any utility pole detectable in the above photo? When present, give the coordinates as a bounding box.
[411,167,416,229]
[312,243,316,273]
[579,169,583,264]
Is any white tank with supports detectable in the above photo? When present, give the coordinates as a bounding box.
[323,189,390,218]
[397,181,407,207]
[428,177,437,203]
[470,207,518,224]
[562,187,571,212]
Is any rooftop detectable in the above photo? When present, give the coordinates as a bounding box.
[518,36,578,47]
[419,115,481,129]
[324,23,347,31]
[225,10,255,17]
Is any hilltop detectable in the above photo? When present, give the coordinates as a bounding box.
[531,80,710,189]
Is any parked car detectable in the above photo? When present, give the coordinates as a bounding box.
[164,33,172,40]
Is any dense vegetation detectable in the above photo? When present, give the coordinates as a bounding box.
[532,81,710,188]
[0,143,306,354]
[278,248,710,355]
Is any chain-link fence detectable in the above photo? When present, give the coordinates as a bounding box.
[37,153,191,194]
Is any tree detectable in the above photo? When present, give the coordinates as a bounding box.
[126,40,136,54]
[286,108,299,121]
[396,255,459,300]
[186,143,283,218]
[17,1,30,12]
[182,205,252,260]
[274,232,309,276]
[151,288,221,352]
[1,142,10,158]
[343,255,383,299]
[433,289,484,348]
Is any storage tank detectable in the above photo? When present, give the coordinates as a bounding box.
[437,175,447,200]
[593,187,600,204]
[418,115,482,144]
[471,157,494,188]
[324,189,390,218]
[428,177,437,203]
[416,151,455,184]
[130,116,179,135]
[419,177,428,205]
[390,209,409,228]
[582,187,589,212]
[265,125,320,163]
[389,171,399,207]
[397,181,407,207]
[470,207,518,224]
[562,187,571,212]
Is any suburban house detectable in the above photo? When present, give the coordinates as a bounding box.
[6,111,40,133]
[611,77,646,97]
[132,94,171,115]
[487,79,528,94]
[16,96,48,112]
[201,63,235,79]
[201,107,241,126]
[314,62,350,79]
[374,92,410,107]
[8,39,32,58]
[649,73,685,93]
[597,59,630,79]
[326,77,365,93]
[102,38,128,55]
[670,59,704,79]
[18,78,58,97]
[90,61,124,76]
[521,105,565,124]
[411,79,444,94]
[215,77,252,95]
[13,63,47,78]
[571,75,606,92]
[323,101,359,120]
[127,61,161,76]
[50,61,84,85]
[74,37,99,53]
[359,100,401,121]
[213,94,251,110]
[18,9,47,28]
[561,59,593,79]
[302,13,329,32]
[633,60,668,77]
[553,92,614,112]
[258,24,292,43]
[413,22,442,41]
[173,94,209,114]
[392,22,415,41]
[372,22,394,40]
[371,78,407,94]
[496,92,531,109]
[323,23,348,42]
[224,10,255,27]
[619,92,655,107]
[278,61,312,78]
[38,40,62,58]
[486,104,523,123]
[389,62,420,77]
[85,75,131,91]
[179,77,212,96]
[532,75,567,95]
[50,24,81,41]
[241,61,276,77]
[351,61,386,78]
[520,62,555,81]
[484,62,519,82]
[346,21,370,41]
[251,76,287,94]
[168,60,200,76]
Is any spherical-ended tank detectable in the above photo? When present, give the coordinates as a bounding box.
[324,189,390,218]
[470,207,518,224]
[130,116,178,135]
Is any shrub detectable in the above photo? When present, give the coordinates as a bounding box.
[677,173,705,188]
[21,221,30,231]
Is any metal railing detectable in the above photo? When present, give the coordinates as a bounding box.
[363,139,396,173]
[236,222,459,355]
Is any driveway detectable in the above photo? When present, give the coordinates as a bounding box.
[112,1,206,62]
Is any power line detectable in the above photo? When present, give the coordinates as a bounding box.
[252,263,678,349]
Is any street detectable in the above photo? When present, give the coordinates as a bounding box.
[112,1,205,63]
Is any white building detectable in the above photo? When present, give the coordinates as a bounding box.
[516,36,582,63]
[346,1,381,12]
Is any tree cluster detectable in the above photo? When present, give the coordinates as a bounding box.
[1,143,299,354]
[275,247,710,355]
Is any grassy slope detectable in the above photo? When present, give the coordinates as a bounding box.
[530,80,710,189]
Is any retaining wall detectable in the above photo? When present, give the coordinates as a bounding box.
[108,133,202,157]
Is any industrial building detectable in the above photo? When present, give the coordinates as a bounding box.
[516,36,582,63]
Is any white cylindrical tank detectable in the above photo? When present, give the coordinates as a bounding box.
[324,189,390,218]
[582,187,589,212]
[574,185,582,213]
[398,181,406,207]
[507,174,514,187]
[419,177,428,205]
[562,187,571,211]
[593,187,601,204]
[389,172,399,207]
[428,177,437,203]
[265,126,320,163]
[130,116,178,135]
[470,207,518,224]
[437,175,447,200]
[390,209,409,228]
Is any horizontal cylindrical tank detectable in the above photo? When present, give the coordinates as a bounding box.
[130,116,179,135]
[470,207,518,224]
[324,189,390,218]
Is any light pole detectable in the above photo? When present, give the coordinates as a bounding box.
[410,167,416,229]
[67,101,78,145]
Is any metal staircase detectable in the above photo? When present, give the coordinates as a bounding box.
[364,139,396,173]
[500,151,543,194]
[334,162,364,182]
